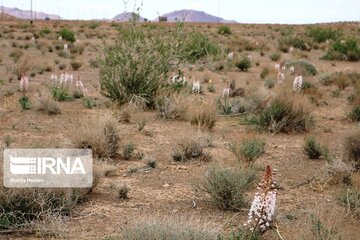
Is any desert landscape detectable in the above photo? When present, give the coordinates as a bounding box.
[0,7,360,240]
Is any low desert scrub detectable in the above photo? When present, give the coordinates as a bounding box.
[9,49,23,63]
[348,105,360,122]
[189,103,217,131]
[36,92,61,115]
[19,95,31,110]
[306,27,340,43]
[122,217,219,240]
[318,72,350,89]
[217,98,248,115]
[73,113,120,158]
[269,52,281,61]
[260,67,269,79]
[241,95,314,133]
[264,78,275,89]
[155,95,187,120]
[337,188,360,219]
[343,131,360,170]
[51,86,73,101]
[285,60,317,76]
[59,28,76,42]
[218,25,232,35]
[236,57,252,72]
[304,136,329,160]
[172,137,211,162]
[70,61,82,71]
[322,38,360,61]
[227,138,265,166]
[82,98,96,109]
[195,166,257,210]
[0,188,87,231]
[123,143,136,160]
[327,159,353,185]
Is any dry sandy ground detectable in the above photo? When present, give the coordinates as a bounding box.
[0,19,359,239]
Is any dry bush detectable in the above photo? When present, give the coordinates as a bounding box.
[122,217,219,240]
[36,91,61,115]
[72,112,120,158]
[327,159,353,185]
[156,94,188,120]
[343,131,360,170]
[172,136,212,162]
[189,102,217,131]
[242,90,314,133]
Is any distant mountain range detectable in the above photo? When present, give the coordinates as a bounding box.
[1,6,60,20]
[157,10,236,23]
[1,7,235,23]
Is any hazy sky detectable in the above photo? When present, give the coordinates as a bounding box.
[2,0,360,24]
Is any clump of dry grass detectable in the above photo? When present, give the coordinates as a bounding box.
[343,131,360,171]
[73,112,120,158]
[36,91,61,115]
[189,102,217,131]
[172,136,212,162]
[156,94,188,120]
[327,159,353,185]
[122,216,219,240]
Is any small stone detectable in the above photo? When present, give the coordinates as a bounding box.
[163,183,170,188]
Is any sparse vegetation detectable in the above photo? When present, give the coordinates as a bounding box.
[236,57,252,71]
[19,95,31,110]
[304,136,327,160]
[343,131,360,170]
[196,167,257,210]
[227,138,265,165]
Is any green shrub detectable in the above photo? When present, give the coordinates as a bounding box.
[73,90,84,99]
[285,60,317,75]
[241,97,314,133]
[98,22,180,107]
[227,139,265,165]
[196,167,257,210]
[123,143,135,160]
[59,28,76,42]
[19,95,31,110]
[218,26,232,35]
[182,31,221,62]
[236,57,252,72]
[269,52,281,61]
[39,27,51,36]
[307,27,340,43]
[82,98,96,109]
[279,36,311,51]
[348,105,360,122]
[51,86,73,101]
[70,61,82,71]
[304,136,324,159]
[322,38,360,61]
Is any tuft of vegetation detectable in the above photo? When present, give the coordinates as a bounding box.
[190,104,217,131]
[59,28,76,42]
[348,105,360,122]
[343,131,360,170]
[172,138,211,162]
[218,26,232,35]
[9,49,23,63]
[322,38,360,62]
[236,57,252,72]
[51,86,73,101]
[123,143,135,160]
[122,217,219,240]
[70,61,82,71]
[82,98,96,109]
[19,95,31,110]
[260,67,269,79]
[156,95,187,120]
[307,27,340,43]
[227,138,265,166]
[286,60,317,75]
[73,113,120,158]
[241,97,314,133]
[269,52,281,61]
[304,136,326,160]
[196,167,257,210]
[337,188,360,219]
[36,93,61,115]
[264,78,275,89]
